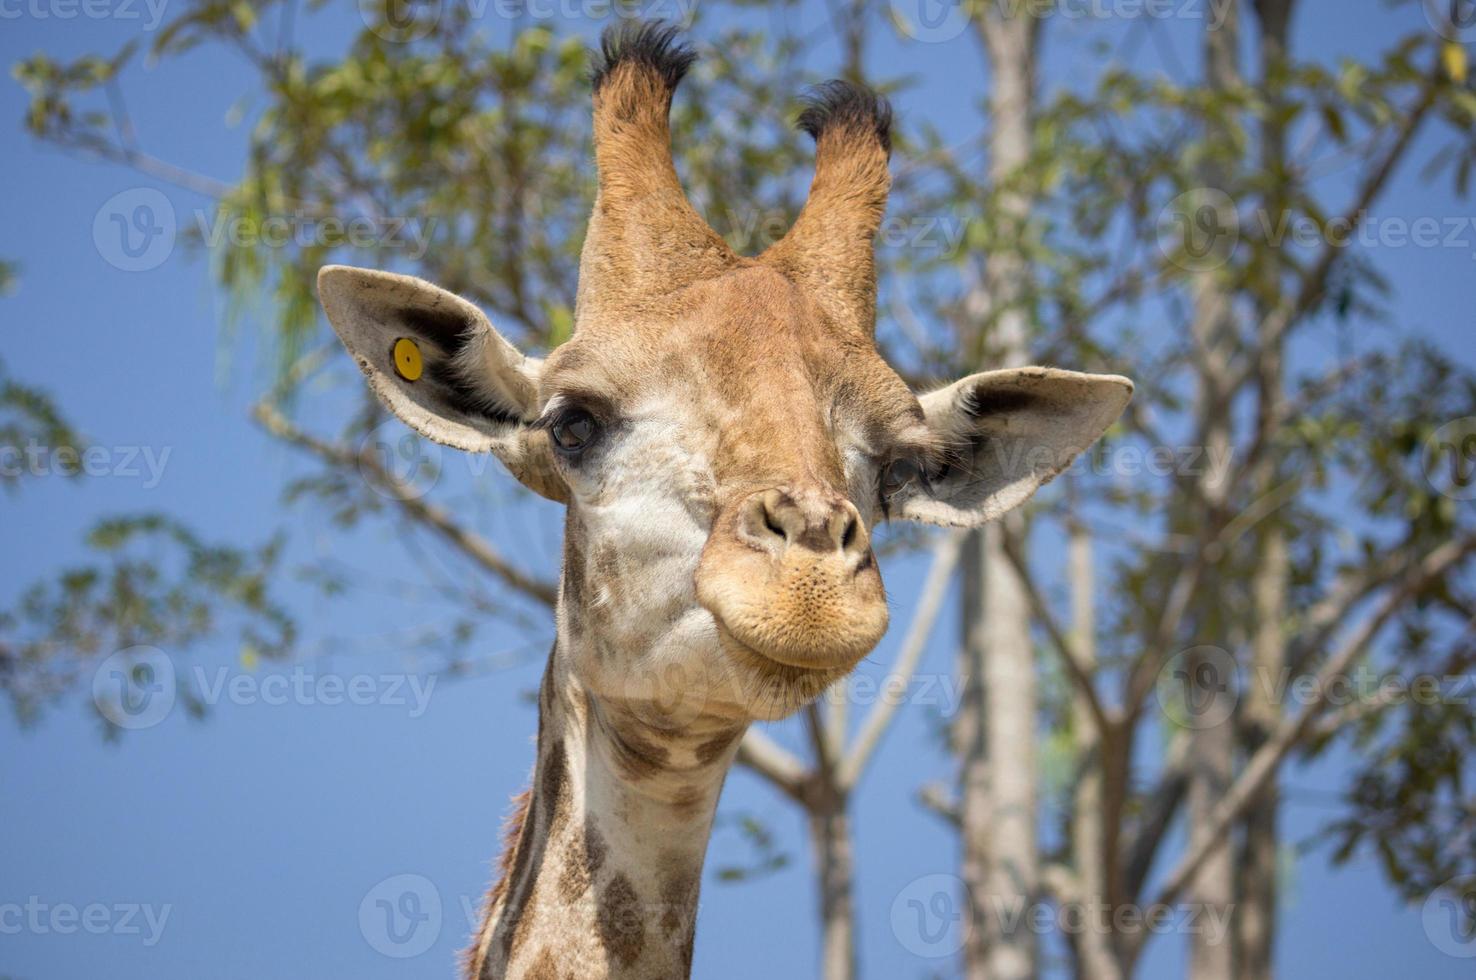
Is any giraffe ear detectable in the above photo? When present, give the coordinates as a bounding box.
[317,265,568,503]
[890,368,1132,527]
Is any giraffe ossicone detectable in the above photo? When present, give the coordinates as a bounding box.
[316,19,1133,979]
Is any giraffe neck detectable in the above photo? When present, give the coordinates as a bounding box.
[469,641,746,979]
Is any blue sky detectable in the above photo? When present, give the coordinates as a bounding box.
[2,1,1474,978]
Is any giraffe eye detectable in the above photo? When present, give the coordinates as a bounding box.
[550,409,600,454]
[881,458,922,498]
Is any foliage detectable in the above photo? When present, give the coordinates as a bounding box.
[8,0,1476,962]
[0,356,85,492]
[0,514,294,732]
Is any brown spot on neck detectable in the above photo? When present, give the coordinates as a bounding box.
[525,947,566,980]
[592,703,671,781]
[660,868,700,939]
[596,872,646,969]
[694,726,744,766]
[557,822,608,904]
[466,653,571,979]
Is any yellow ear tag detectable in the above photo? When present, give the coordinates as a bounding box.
[1444,42,1469,85]
[392,337,423,382]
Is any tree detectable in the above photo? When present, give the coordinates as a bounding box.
[9,1,1476,977]
[909,1,1476,976]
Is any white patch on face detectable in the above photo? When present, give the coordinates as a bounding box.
[558,398,731,703]
[832,408,895,528]
[841,444,885,528]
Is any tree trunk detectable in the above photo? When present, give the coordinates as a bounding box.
[1068,513,1124,980]
[808,790,857,980]
[960,8,1043,980]
[956,538,992,979]
[1238,3,1296,976]
[1186,5,1241,979]
[981,518,1037,979]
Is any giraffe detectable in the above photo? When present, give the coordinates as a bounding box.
[316,21,1132,979]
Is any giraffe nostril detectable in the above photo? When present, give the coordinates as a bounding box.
[762,509,786,541]
[740,487,867,557]
[840,513,858,552]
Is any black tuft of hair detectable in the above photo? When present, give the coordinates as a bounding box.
[589,20,697,93]
[960,385,1038,419]
[796,80,893,155]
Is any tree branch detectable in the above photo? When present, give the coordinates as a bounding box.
[736,729,809,804]
[1000,532,1113,735]
[252,402,557,607]
[1135,533,1476,935]
[1123,729,1191,899]
[838,530,965,788]
[1240,71,1441,380]
[917,782,962,829]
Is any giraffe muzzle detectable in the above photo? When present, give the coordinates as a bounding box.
[694,484,889,673]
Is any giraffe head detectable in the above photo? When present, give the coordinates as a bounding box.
[317,23,1132,725]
